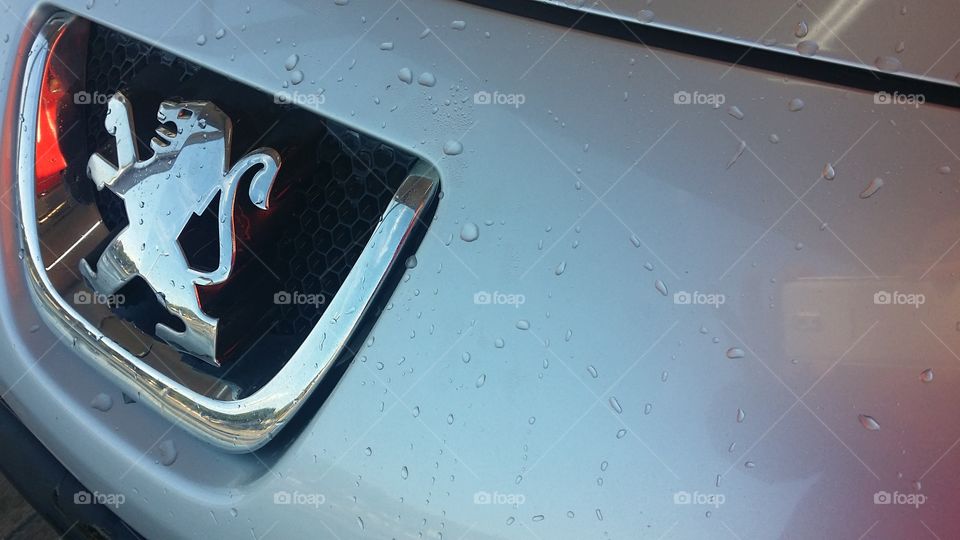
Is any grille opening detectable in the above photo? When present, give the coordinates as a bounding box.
[77,23,419,394]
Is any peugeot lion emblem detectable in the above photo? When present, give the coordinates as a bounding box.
[81,92,281,366]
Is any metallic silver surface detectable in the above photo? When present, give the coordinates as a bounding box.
[81,92,282,366]
[0,0,959,539]
[13,14,441,451]
[533,0,960,86]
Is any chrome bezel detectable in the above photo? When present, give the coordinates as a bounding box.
[14,13,438,452]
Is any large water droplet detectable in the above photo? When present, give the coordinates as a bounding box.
[858,414,880,431]
[787,98,805,111]
[654,280,668,296]
[158,440,178,466]
[609,397,623,414]
[794,20,809,38]
[418,72,437,87]
[796,40,819,56]
[284,53,300,71]
[91,393,113,412]
[727,105,744,120]
[875,55,902,72]
[859,177,884,199]
[443,140,464,155]
[460,222,479,242]
[822,163,836,180]
[919,368,934,383]
[398,67,413,84]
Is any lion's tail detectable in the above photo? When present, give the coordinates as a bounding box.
[192,148,282,285]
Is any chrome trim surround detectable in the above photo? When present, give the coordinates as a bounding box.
[15,14,439,451]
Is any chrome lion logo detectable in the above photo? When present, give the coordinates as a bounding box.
[80,92,281,366]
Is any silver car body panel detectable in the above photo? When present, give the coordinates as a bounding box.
[0,0,958,538]
[532,0,960,86]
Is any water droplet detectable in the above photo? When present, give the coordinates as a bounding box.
[822,162,836,180]
[284,53,300,71]
[630,235,641,248]
[787,97,805,111]
[447,413,455,424]
[451,20,466,30]
[516,320,530,330]
[398,67,413,84]
[356,516,364,530]
[532,514,545,522]
[769,133,780,144]
[895,40,906,53]
[412,406,420,417]
[460,222,479,241]
[616,429,627,439]
[401,465,409,479]
[419,28,431,39]
[727,105,744,120]
[494,337,505,348]
[794,20,809,38]
[379,42,394,51]
[636,9,655,22]
[461,352,471,363]
[644,403,653,415]
[405,255,418,269]
[587,365,599,378]
[938,165,952,175]
[290,70,304,85]
[796,40,819,56]
[214,28,225,39]
[654,280,668,296]
[90,393,113,412]
[418,72,436,87]
[364,446,373,456]
[727,139,747,169]
[875,55,902,72]
[858,414,880,431]
[475,374,486,387]
[736,408,745,423]
[920,368,934,383]
[609,397,623,414]
[158,440,178,466]
[745,460,756,468]
[555,261,567,275]
[859,177,884,199]
[443,140,464,155]
[195,34,207,46]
